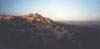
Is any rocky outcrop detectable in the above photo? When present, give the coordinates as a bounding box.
[22,13,53,24]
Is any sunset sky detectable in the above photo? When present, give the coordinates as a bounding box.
[0,0,100,21]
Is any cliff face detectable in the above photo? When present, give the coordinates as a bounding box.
[0,14,81,49]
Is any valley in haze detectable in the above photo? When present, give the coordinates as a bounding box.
[59,21,100,27]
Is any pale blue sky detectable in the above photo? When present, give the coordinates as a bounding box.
[0,0,100,21]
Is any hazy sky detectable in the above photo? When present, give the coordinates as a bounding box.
[0,0,100,21]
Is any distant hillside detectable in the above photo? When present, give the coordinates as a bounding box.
[58,21,100,28]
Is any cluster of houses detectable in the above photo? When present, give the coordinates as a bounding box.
[0,13,53,24]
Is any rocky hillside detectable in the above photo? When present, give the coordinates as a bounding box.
[0,13,82,49]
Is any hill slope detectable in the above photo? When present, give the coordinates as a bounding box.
[0,13,98,49]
